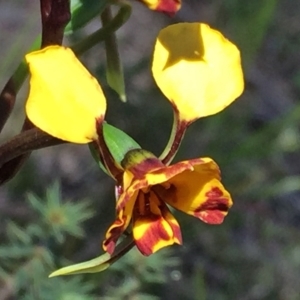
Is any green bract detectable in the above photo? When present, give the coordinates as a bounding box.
[65,0,109,34]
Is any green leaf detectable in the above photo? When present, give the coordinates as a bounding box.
[88,143,108,175]
[27,182,94,243]
[89,123,141,173]
[101,5,131,102]
[103,123,141,164]
[65,0,110,34]
[49,252,112,276]
[72,1,131,57]
[49,234,134,276]
[104,31,126,102]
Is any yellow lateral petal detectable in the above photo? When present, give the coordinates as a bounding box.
[25,46,106,143]
[103,191,138,254]
[133,192,182,256]
[152,23,244,121]
[133,212,178,256]
[156,158,233,224]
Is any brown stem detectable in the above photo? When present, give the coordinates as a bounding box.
[0,81,17,134]
[0,129,64,168]
[0,0,71,135]
[109,235,135,264]
[40,0,71,47]
[0,59,29,134]
[0,129,64,185]
[95,119,123,184]
[0,1,71,185]
[160,109,190,165]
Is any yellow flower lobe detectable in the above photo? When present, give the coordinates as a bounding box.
[152,23,244,121]
[25,46,106,143]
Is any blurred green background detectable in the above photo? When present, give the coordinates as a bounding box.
[1,0,300,299]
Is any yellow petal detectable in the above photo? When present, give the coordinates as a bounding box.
[103,191,137,254]
[133,191,182,256]
[25,46,106,143]
[156,158,233,224]
[117,156,196,212]
[152,23,244,121]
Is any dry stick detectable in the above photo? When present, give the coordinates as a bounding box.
[0,80,17,134]
[40,0,71,48]
[0,135,64,185]
[0,2,131,185]
[0,0,71,185]
[0,129,64,169]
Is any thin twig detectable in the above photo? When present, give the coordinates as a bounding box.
[0,128,64,168]
[0,0,71,185]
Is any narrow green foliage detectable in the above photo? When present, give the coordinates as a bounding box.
[21,277,96,300]
[103,123,141,164]
[27,181,94,243]
[111,247,180,283]
[90,123,141,174]
[105,247,180,298]
[72,1,132,55]
[50,233,134,276]
[0,182,97,299]
[101,5,130,102]
[49,252,112,277]
[65,0,110,34]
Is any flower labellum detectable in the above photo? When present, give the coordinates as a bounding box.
[152,23,244,122]
[25,46,107,144]
[103,149,232,256]
[138,0,181,15]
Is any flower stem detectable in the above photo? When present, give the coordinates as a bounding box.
[159,110,190,165]
[95,119,124,183]
[0,0,70,185]
[109,233,135,264]
[0,129,64,185]
[40,0,71,47]
[0,129,63,169]
[0,61,28,134]
[72,2,131,55]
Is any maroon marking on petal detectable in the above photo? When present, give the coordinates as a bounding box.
[135,240,153,256]
[155,0,181,15]
[151,161,193,185]
[116,185,123,198]
[103,239,117,255]
[156,217,173,240]
[129,158,165,179]
[194,187,231,224]
[116,190,136,213]
[152,184,177,203]
[135,216,171,256]
[114,218,124,226]
[121,149,164,179]
[185,158,205,168]
[139,214,171,241]
[195,197,229,213]
[131,178,148,191]
[199,211,226,225]
[206,187,223,198]
[103,217,128,254]
[168,221,182,244]
[133,191,182,255]
[159,202,182,244]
